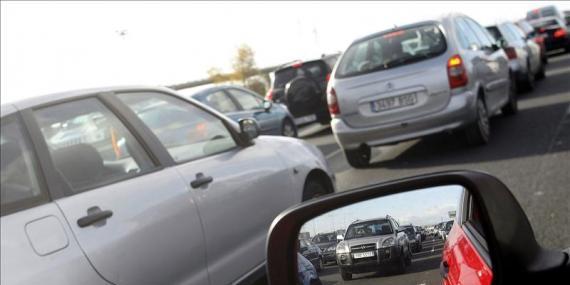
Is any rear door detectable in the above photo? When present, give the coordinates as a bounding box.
[1,112,104,285]
[30,97,209,285]
[116,91,295,285]
[332,23,451,128]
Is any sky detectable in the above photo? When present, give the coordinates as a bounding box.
[300,185,463,237]
[2,1,569,103]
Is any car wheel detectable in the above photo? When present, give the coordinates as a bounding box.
[340,269,352,281]
[302,177,330,201]
[465,97,490,146]
[501,76,518,116]
[522,61,535,92]
[281,118,297,137]
[535,61,546,80]
[344,144,371,168]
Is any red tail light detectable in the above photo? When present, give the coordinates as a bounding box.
[327,87,340,115]
[265,89,274,101]
[554,28,566,38]
[325,73,331,82]
[447,55,468,89]
[504,47,517,60]
[539,27,546,33]
[534,36,544,44]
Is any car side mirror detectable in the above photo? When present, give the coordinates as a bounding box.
[266,171,568,285]
[238,118,260,144]
[263,100,273,112]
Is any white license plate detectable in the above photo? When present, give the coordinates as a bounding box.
[370,93,417,112]
[294,114,317,124]
[352,251,375,259]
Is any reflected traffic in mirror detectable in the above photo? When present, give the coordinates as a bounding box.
[297,185,463,285]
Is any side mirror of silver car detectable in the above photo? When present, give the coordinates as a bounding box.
[238,118,260,144]
[265,171,568,285]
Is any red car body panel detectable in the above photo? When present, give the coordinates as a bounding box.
[442,224,493,285]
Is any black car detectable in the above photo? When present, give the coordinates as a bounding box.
[311,231,339,252]
[265,54,340,125]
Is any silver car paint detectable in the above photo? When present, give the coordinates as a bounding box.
[1,86,334,284]
[329,15,510,150]
[1,204,107,285]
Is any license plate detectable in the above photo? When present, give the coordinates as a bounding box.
[370,93,417,112]
[294,114,317,124]
[353,251,375,259]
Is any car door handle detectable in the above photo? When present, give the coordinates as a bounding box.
[191,172,213,189]
[440,260,450,279]
[77,209,113,228]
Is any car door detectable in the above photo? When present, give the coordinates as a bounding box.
[227,88,282,135]
[1,112,105,285]
[116,91,295,285]
[29,97,209,285]
[464,17,510,112]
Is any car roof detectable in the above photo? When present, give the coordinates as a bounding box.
[3,85,178,112]
[350,217,390,225]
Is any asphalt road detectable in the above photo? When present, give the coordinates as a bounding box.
[318,237,444,285]
[302,53,570,251]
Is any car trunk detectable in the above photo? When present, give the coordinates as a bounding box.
[335,58,451,129]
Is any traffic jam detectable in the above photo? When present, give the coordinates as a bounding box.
[1,2,569,285]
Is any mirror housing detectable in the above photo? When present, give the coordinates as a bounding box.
[266,171,568,284]
[263,100,273,112]
[238,118,260,145]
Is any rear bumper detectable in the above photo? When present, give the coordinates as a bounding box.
[337,246,402,274]
[544,36,570,51]
[331,90,478,149]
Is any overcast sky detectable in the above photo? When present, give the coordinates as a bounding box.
[2,1,569,103]
[301,185,463,236]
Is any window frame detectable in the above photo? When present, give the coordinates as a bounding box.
[226,87,265,111]
[1,113,51,216]
[114,90,244,166]
[201,89,241,113]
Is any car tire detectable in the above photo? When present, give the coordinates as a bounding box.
[501,76,518,116]
[521,61,535,92]
[344,145,371,168]
[340,269,352,281]
[281,118,298,137]
[465,97,490,146]
[535,62,546,80]
[302,177,331,201]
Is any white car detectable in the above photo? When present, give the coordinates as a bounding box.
[0,86,335,285]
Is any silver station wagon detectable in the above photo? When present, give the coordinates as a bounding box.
[327,14,516,168]
[0,86,335,285]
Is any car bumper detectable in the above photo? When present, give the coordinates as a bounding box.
[331,90,478,149]
[544,36,570,51]
[336,246,403,274]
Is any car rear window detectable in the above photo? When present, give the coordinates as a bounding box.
[533,19,560,30]
[335,24,447,79]
[273,61,328,88]
[527,7,557,20]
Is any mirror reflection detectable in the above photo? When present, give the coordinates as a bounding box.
[297,185,463,285]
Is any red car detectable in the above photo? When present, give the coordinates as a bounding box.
[441,191,493,285]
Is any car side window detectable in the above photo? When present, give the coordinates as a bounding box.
[203,90,239,113]
[33,98,155,193]
[465,18,493,48]
[227,89,263,111]
[1,115,49,216]
[467,195,486,238]
[117,92,238,163]
[456,18,481,49]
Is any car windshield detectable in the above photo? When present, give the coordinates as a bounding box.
[335,24,446,78]
[312,233,336,243]
[345,220,393,240]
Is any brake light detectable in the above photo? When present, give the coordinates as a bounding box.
[327,87,340,115]
[325,73,331,82]
[292,61,303,69]
[504,47,517,60]
[539,27,546,33]
[534,36,544,44]
[265,89,274,101]
[554,28,566,38]
[383,30,405,39]
[447,54,468,89]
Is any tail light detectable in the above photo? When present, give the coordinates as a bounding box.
[554,28,566,38]
[504,47,517,60]
[447,54,468,89]
[325,73,331,82]
[265,89,274,101]
[327,87,340,115]
[534,36,544,44]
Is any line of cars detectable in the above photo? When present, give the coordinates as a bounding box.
[326,11,561,168]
